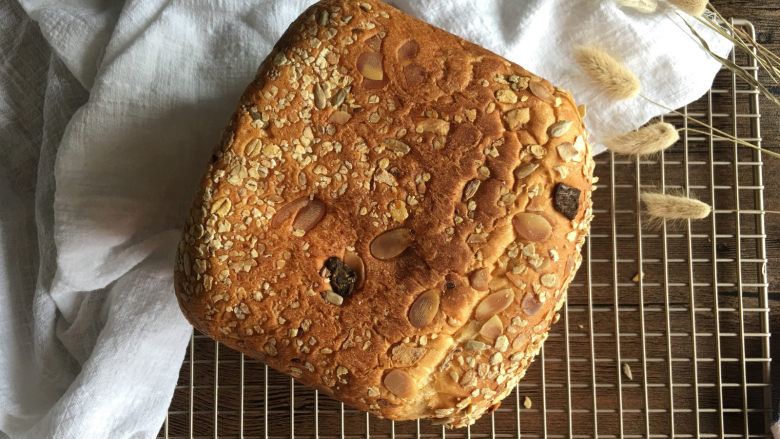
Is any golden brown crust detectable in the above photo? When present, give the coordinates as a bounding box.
[174,0,594,428]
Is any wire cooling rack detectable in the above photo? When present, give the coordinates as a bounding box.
[160,19,773,439]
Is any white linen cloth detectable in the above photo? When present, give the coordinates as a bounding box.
[0,0,732,437]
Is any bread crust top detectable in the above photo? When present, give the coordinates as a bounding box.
[174,0,594,428]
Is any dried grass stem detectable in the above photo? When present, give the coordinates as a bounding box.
[574,46,641,100]
[667,0,708,17]
[604,122,679,156]
[642,192,711,224]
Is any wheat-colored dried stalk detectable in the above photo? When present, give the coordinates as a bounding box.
[614,0,658,13]
[642,193,711,224]
[574,46,641,100]
[667,0,708,17]
[674,14,780,108]
[573,40,779,158]
[640,96,780,159]
[693,7,780,103]
[603,122,679,156]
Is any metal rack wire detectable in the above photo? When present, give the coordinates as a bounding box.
[160,19,773,439]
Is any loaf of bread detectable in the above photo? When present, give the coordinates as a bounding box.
[174,0,594,428]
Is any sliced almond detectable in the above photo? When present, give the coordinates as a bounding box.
[512,213,552,242]
[343,250,365,289]
[373,168,398,187]
[416,118,450,136]
[292,198,325,232]
[465,340,490,351]
[397,39,419,62]
[329,110,351,124]
[577,104,587,118]
[383,370,415,399]
[475,289,515,320]
[506,271,526,289]
[488,277,508,291]
[521,293,543,316]
[459,369,476,387]
[357,51,388,89]
[463,179,481,201]
[479,315,504,342]
[408,289,439,328]
[549,120,573,138]
[557,142,580,162]
[313,83,327,110]
[331,87,348,107]
[469,268,490,291]
[365,34,382,51]
[271,196,309,228]
[403,63,426,87]
[363,77,389,90]
[467,233,486,245]
[514,163,538,181]
[529,79,554,103]
[370,228,413,260]
[357,52,384,80]
[566,255,577,275]
[573,135,587,152]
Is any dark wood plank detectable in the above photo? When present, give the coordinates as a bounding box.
[712,1,780,418]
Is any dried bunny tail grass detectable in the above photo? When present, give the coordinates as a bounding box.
[667,0,708,17]
[613,0,658,14]
[574,46,641,100]
[574,42,776,159]
[603,122,679,156]
[642,192,711,226]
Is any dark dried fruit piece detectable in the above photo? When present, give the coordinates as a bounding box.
[323,257,357,297]
[553,183,581,220]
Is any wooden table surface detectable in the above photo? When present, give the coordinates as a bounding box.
[713,0,778,394]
